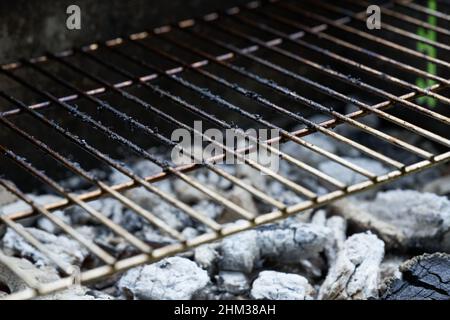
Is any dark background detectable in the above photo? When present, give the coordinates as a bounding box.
[0,0,249,64]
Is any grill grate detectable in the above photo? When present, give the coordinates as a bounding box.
[0,0,449,299]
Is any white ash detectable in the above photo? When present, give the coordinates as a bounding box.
[2,227,89,268]
[319,157,388,186]
[216,271,250,295]
[117,257,209,300]
[319,232,385,300]
[332,190,450,251]
[0,255,59,293]
[251,271,315,300]
[324,216,347,266]
[0,139,447,301]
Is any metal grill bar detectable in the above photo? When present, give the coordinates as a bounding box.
[242,6,450,105]
[0,0,449,300]
[394,0,450,21]
[202,13,450,125]
[353,0,450,37]
[164,22,439,160]
[313,0,450,52]
[282,1,450,69]
[178,20,450,148]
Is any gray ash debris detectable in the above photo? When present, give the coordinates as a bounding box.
[0,141,449,300]
[331,190,450,251]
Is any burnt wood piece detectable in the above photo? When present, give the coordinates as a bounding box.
[382,253,450,300]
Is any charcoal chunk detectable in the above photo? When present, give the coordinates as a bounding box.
[383,253,450,300]
[219,223,330,273]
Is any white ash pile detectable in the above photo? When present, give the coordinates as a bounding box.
[0,125,449,300]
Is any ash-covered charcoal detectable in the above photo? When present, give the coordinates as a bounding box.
[2,227,89,268]
[36,210,71,234]
[281,132,337,167]
[220,185,258,223]
[257,222,330,263]
[172,167,232,204]
[109,159,162,185]
[0,255,59,293]
[194,243,220,275]
[319,232,385,300]
[219,222,330,273]
[146,201,192,231]
[192,284,238,300]
[266,180,306,206]
[422,175,450,196]
[378,255,404,295]
[235,164,266,190]
[250,271,315,300]
[382,253,450,300]
[311,211,347,266]
[319,157,388,186]
[35,286,115,300]
[1,194,63,216]
[216,271,250,295]
[331,190,450,251]
[66,198,124,226]
[219,230,260,273]
[122,180,172,212]
[173,179,210,203]
[192,200,223,221]
[117,257,210,300]
[138,225,177,246]
[0,184,18,207]
[1,194,63,228]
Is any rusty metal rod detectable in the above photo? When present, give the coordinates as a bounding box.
[276,1,450,69]
[203,15,450,126]
[178,23,450,148]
